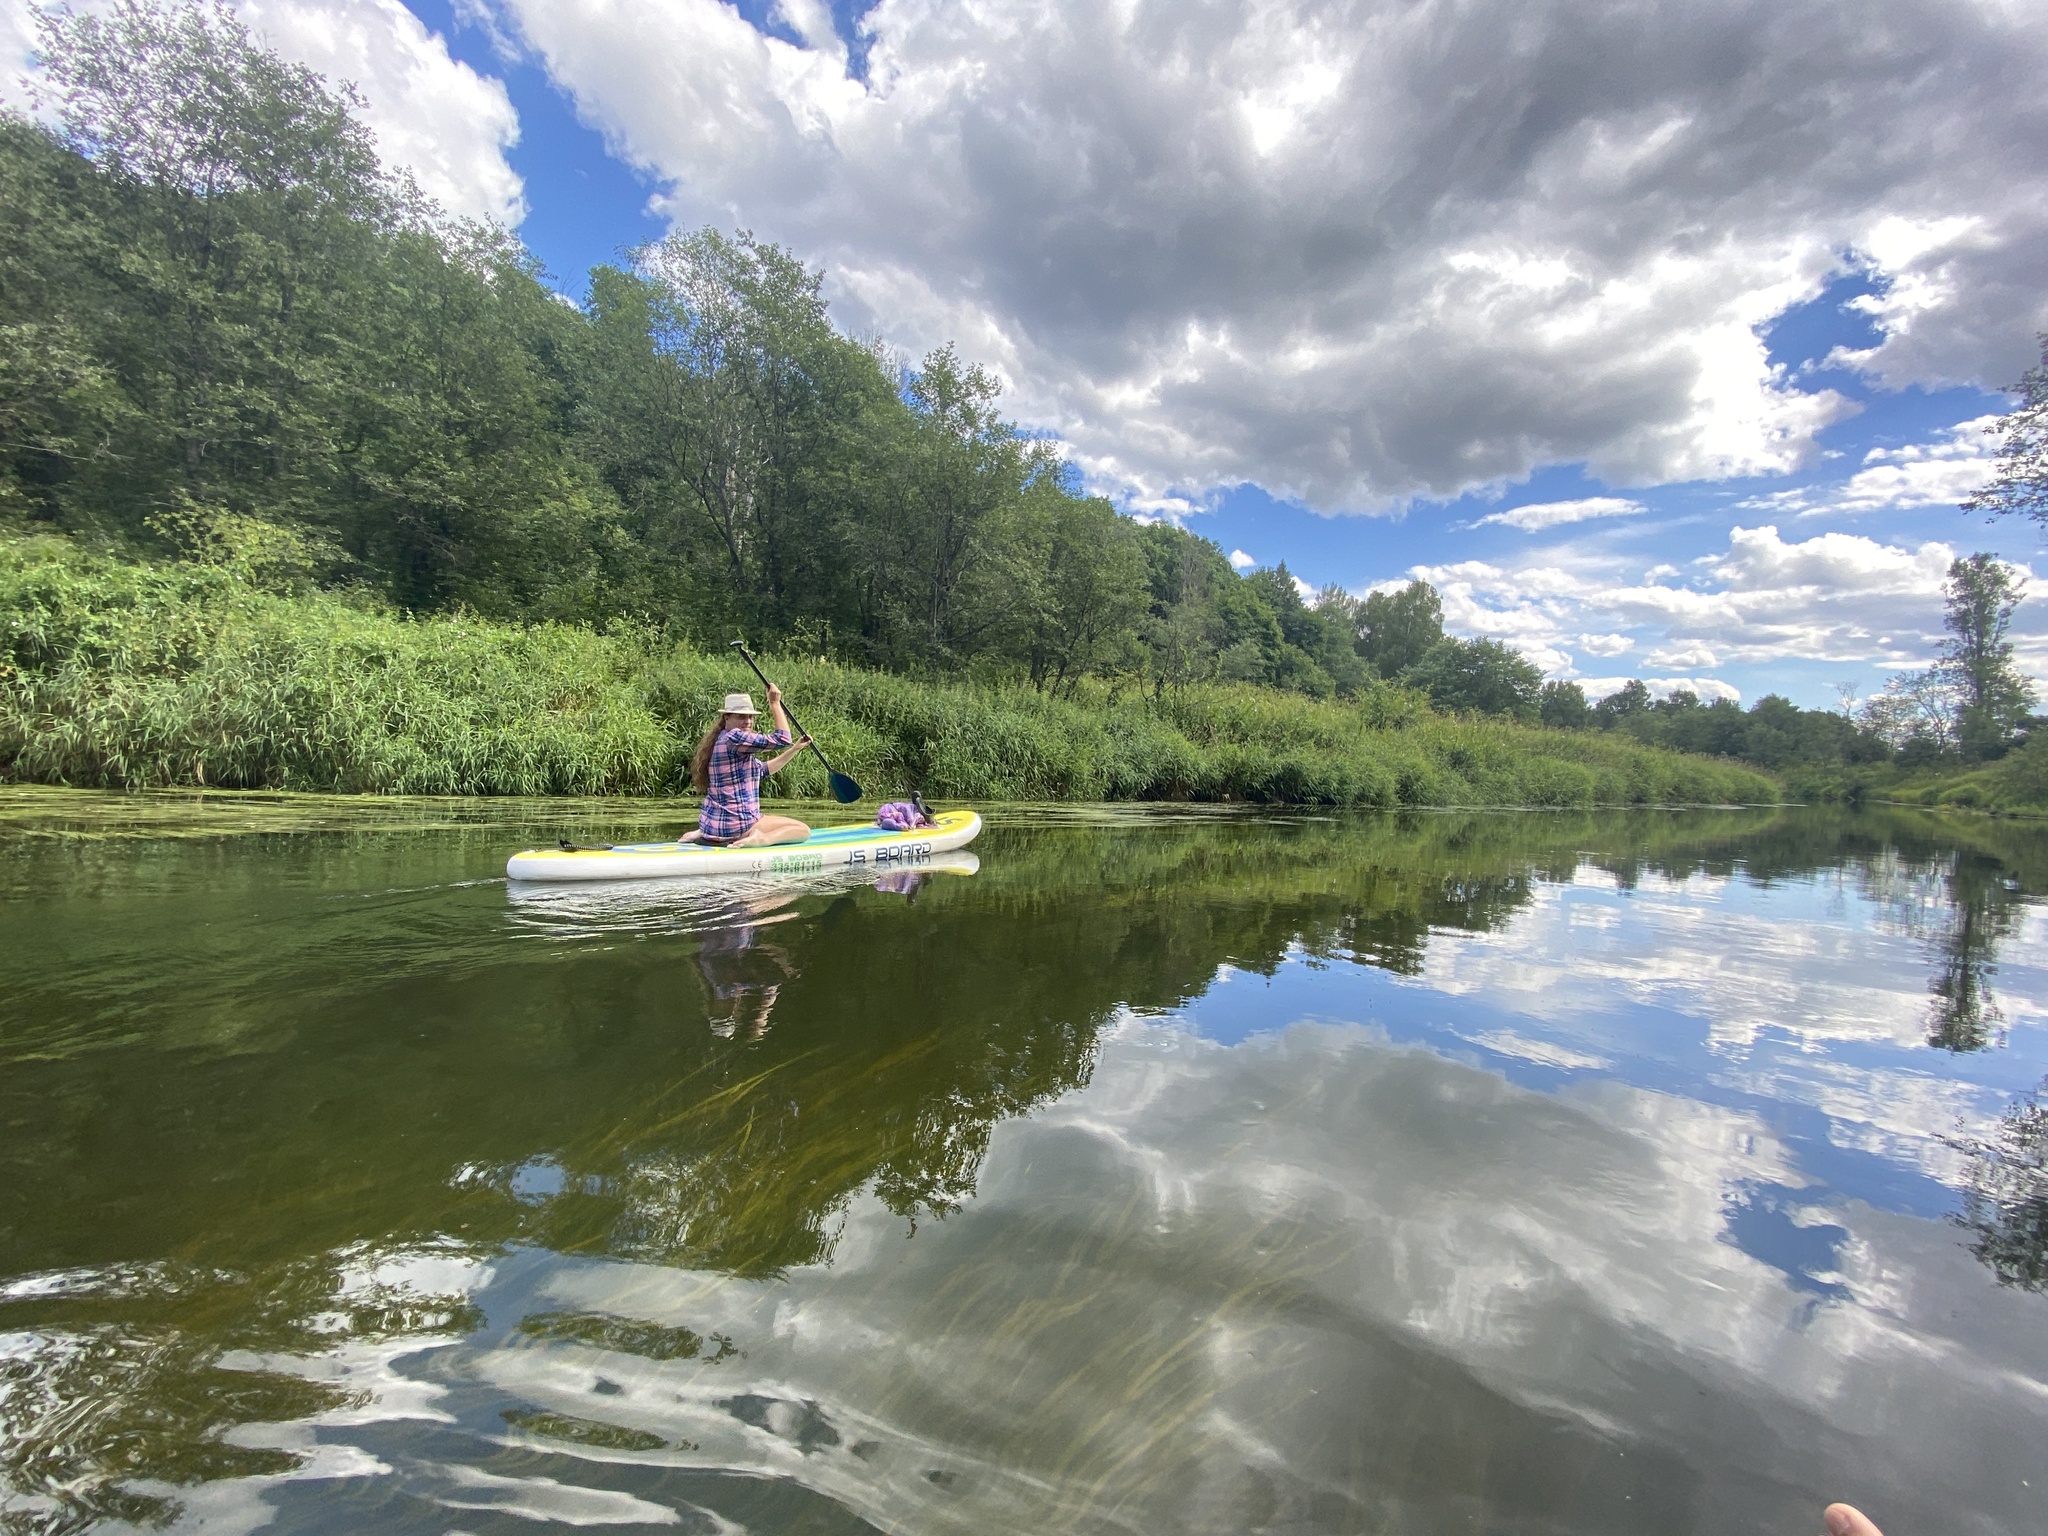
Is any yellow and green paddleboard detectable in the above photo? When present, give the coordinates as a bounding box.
[507,810,981,882]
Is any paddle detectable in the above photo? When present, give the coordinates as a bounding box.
[729,641,864,804]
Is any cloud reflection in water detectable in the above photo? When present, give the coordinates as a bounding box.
[450,1018,2047,1535]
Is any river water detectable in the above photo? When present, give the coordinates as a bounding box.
[2,791,2045,1535]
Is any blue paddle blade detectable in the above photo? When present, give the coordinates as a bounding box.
[828,771,863,804]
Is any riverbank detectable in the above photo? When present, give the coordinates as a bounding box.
[1,536,1777,807]
[1785,741,2048,818]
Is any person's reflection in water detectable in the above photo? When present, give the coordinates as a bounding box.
[693,868,937,1039]
[695,897,801,1040]
[872,868,931,901]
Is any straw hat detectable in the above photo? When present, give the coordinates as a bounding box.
[721,692,759,716]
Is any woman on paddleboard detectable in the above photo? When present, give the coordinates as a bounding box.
[683,688,812,848]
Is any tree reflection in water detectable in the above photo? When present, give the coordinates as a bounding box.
[1951,1076,2048,1291]
[1847,832,2033,1052]
[1922,851,2025,1052]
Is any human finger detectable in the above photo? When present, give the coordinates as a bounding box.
[1824,1503,1884,1536]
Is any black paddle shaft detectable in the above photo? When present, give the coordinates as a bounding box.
[729,642,864,803]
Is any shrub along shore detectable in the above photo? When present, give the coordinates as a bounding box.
[0,537,1778,807]
[1782,746,2048,817]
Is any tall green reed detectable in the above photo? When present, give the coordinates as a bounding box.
[639,648,1779,808]
[3,536,1779,806]
[2,539,675,794]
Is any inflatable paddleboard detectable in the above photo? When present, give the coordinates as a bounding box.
[507,809,982,883]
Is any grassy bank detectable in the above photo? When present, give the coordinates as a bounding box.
[1,536,1778,806]
[1787,741,2048,817]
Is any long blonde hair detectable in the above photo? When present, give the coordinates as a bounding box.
[690,713,748,793]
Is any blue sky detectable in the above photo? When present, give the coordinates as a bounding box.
[396,0,667,288]
[9,0,2046,709]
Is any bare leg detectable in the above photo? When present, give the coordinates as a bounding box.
[732,814,811,848]
[679,827,704,843]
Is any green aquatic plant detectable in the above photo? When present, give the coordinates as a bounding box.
[500,1408,669,1452]
[517,1310,736,1362]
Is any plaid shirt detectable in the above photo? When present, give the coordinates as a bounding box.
[698,726,791,840]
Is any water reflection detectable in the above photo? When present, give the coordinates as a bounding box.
[1922,851,2027,1052]
[1,802,2046,1533]
[0,1242,486,1532]
[1952,1076,2048,1291]
[458,1020,2045,1536]
[505,853,983,1041]
[503,851,981,939]
[695,899,800,1040]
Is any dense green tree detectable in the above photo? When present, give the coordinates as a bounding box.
[338,225,630,613]
[1017,493,1150,693]
[1356,580,1444,679]
[0,118,120,518]
[1939,553,2034,758]
[1595,679,1653,724]
[5,1,636,616]
[884,345,1053,665]
[578,233,903,636]
[1134,523,1230,694]
[1253,566,1360,697]
[1591,682,1892,769]
[1403,638,1542,720]
[1538,679,1592,730]
[1211,572,1288,686]
[12,0,390,532]
[1178,562,1373,698]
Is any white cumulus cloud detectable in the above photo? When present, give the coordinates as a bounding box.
[1744,415,2003,518]
[476,0,2048,513]
[240,0,524,225]
[4,0,525,225]
[1412,519,2042,693]
[1475,496,1645,532]
[1577,633,1634,657]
